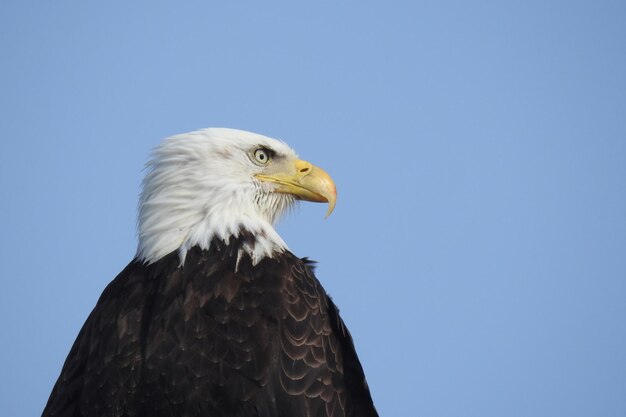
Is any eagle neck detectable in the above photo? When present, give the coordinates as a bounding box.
[178,223,288,268]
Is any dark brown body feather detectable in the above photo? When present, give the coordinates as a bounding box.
[42,236,378,417]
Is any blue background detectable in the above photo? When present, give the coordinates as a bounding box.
[1,2,625,416]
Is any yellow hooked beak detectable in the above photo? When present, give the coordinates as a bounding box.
[255,159,337,217]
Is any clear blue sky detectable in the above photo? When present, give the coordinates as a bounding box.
[1,1,625,416]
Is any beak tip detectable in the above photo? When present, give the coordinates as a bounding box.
[324,195,336,219]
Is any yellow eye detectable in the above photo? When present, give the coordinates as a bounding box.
[254,148,270,165]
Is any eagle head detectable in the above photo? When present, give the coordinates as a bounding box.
[136,128,336,265]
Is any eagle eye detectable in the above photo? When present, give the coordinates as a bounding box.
[253,148,271,165]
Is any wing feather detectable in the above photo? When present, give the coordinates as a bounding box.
[43,242,377,417]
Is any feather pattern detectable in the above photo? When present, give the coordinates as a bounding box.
[43,239,378,417]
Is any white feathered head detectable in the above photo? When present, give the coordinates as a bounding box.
[136,128,336,265]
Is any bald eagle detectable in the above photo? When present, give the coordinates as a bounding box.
[42,128,378,417]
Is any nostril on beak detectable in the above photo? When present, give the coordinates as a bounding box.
[299,167,309,173]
